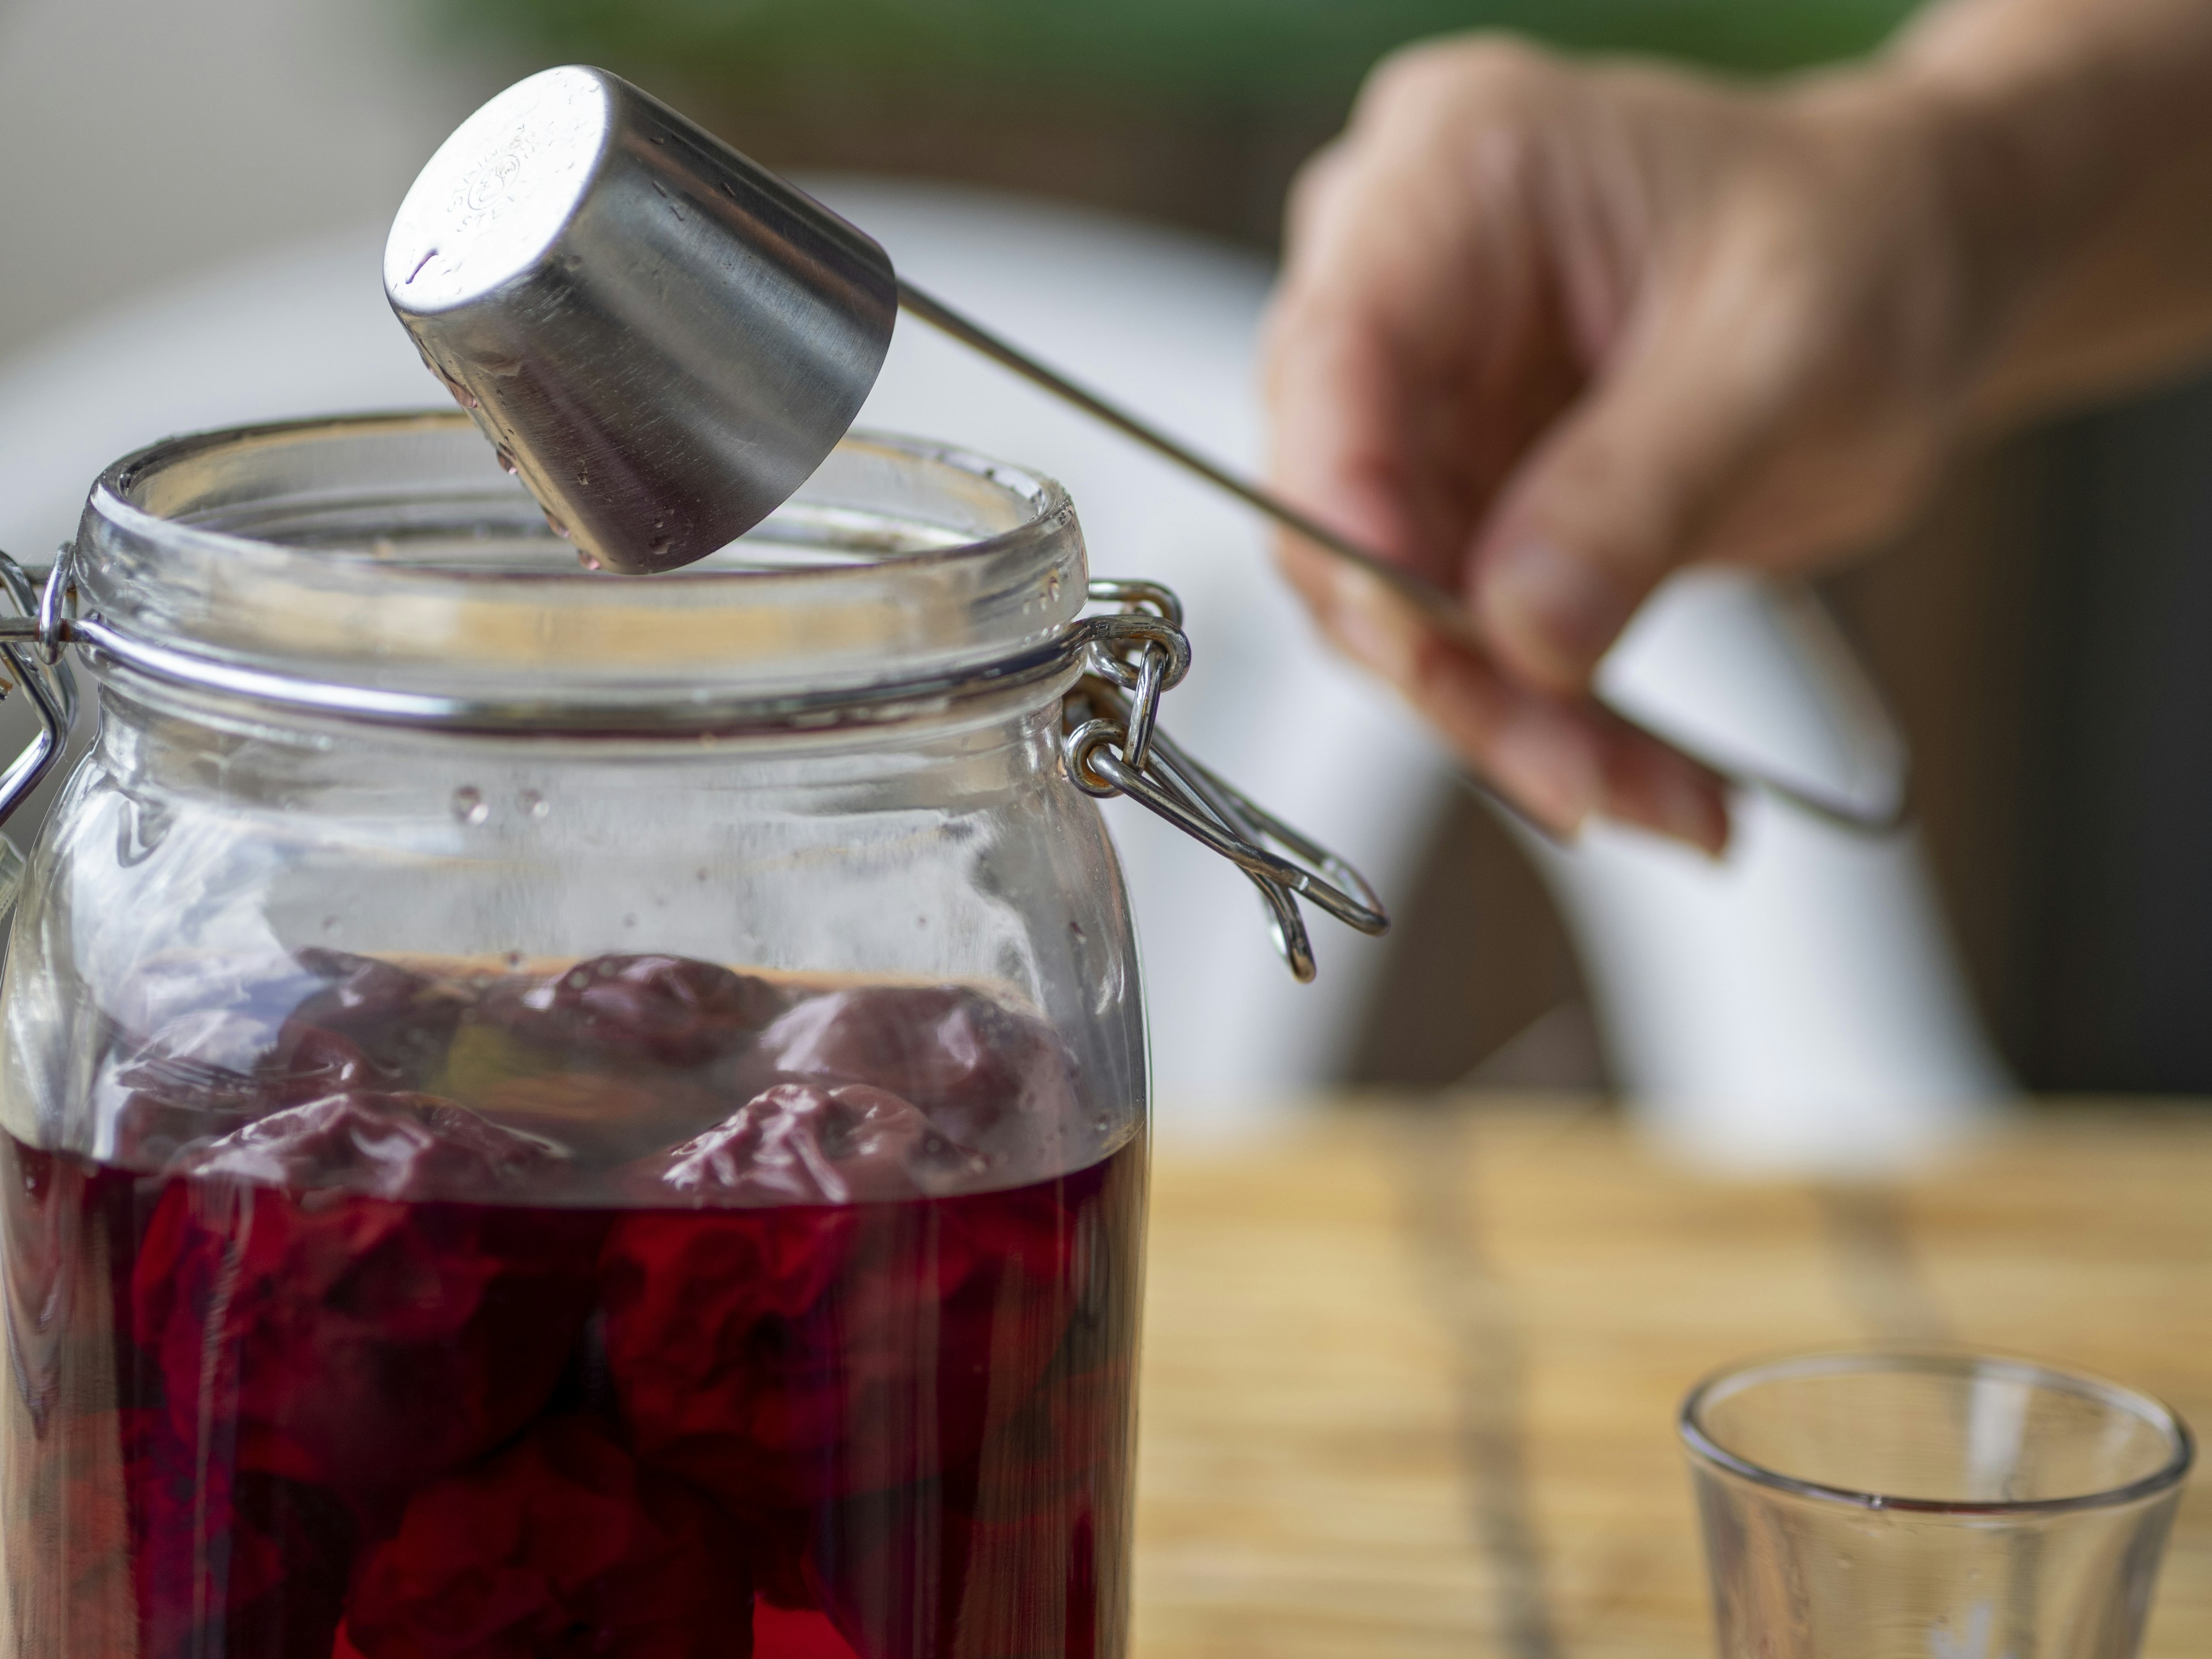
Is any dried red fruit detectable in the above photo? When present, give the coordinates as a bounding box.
[169,1092,564,1202]
[283,951,467,1092]
[482,955,787,1069]
[749,1599,859,1659]
[104,954,467,1171]
[110,1092,238,1171]
[118,1406,356,1659]
[132,1098,600,1495]
[340,1416,750,1659]
[744,987,1078,1169]
[730,1508,816,1621]
[635,1084,984,1207]
[109,1007,296,1122]
[600,1170,1075,1506]
[271,1027,400,1103]
[108,1047,437,1172]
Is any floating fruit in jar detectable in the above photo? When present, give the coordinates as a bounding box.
[7,952,1139,1659]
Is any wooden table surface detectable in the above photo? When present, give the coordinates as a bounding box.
[1129,1100,2212,1659]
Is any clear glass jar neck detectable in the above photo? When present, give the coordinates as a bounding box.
[91,673,1076,830]
[71,413,1090,738]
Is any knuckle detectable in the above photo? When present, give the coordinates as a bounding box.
[1282,141,1347,239]
[1359,34,1558,127]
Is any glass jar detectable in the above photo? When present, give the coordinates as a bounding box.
[0,412,1150,1659]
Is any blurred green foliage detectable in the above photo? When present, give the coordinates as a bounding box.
[436,0,1927,111]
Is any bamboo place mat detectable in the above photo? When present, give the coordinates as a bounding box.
[1130,1099,2212,1659]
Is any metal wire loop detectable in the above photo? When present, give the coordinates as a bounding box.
[1085,577,1184,628]
[35,549,71,666]
[1078,614,1190,695]
[1063,718,1127,800]
[1120,644,1168,771]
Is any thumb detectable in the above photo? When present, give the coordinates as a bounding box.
[1469,323,1779,693]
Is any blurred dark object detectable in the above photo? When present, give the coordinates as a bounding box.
[2016,380,2212,1089]
[1346,786,1601,1090]
[431,0,1922,247]
[1827,372,2212,1094]
[1821,444,2047,1089]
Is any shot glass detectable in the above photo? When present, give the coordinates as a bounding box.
[1681,1349,2193,1659]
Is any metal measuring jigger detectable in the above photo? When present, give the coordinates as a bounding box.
[385,65,897,574]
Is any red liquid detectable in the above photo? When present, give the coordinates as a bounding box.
[0,953,1142,1658]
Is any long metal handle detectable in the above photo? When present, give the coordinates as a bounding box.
[897,280,1908,836]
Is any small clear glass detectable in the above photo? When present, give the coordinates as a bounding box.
[1681,1349,2194,1659]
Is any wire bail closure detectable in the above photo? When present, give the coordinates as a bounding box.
[0,554,1388,982]
[1064,579,1389,982]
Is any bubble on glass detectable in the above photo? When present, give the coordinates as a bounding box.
[502,950,525,972]
[519,789,550,820]
[450,786,489,825]
[321,916,341,935]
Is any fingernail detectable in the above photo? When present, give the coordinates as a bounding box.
[1487,703,1604,838]
[1482,540,1632,677]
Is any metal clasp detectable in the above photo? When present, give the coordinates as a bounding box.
[1064,579,1388,982]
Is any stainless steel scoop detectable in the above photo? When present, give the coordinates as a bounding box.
[387,66,895,574]
[387,65,1906,834]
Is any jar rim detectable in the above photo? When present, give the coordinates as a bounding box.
[1678,1346,2195,1516]
[69,411,1090,734]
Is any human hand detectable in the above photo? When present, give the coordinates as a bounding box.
[1263,39,1990,853]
